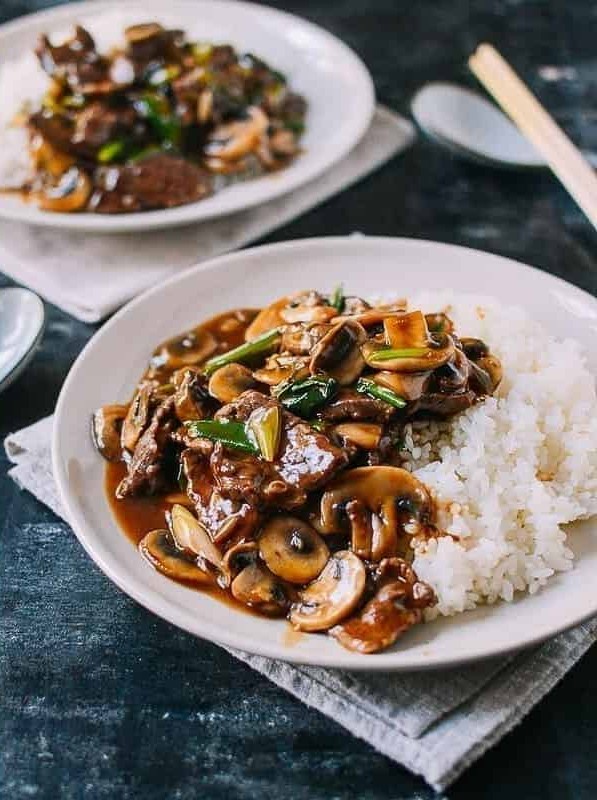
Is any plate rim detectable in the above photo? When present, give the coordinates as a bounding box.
[0,0,375,233]
[52,236,597,670]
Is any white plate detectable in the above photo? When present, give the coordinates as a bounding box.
[0,0,374,233]
[0,287,45,393]
[53,237,597,670]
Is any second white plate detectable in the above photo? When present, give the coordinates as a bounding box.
[0,0,374,233]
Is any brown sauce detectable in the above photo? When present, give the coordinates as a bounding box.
[106,306,268,616]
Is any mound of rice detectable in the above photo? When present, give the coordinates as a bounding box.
[397,292,597,618]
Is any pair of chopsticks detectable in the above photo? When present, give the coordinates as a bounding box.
[469,43,597,231]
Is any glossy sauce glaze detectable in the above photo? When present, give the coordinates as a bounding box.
[106,307,261,612]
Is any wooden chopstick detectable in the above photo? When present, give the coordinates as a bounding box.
[469,43,597,231]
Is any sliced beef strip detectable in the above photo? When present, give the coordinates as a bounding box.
[320,389,396,423]
[90,154,213,213]
[211,391,348,509]
[35,26,110,89]
[181,448,260,545]
[72,103,140,152]
[116,398,177,499]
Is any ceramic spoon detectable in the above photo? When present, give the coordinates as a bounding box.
[0,287,45,394]
[411,82,597,169]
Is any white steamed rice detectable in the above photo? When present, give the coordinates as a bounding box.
[394,292,597,618]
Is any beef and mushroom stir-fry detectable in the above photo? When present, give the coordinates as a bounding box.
[9,22,306,213]
[94,289,502,653]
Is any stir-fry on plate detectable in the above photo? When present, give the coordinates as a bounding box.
[0,1,374,232]
[53,238,597,669]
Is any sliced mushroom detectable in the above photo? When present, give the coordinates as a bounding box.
[258,517,329,584]
[460,337,489,361]
[150,328,217,373]
[433,347,470,393]
[208,363,256,404]
[280,291,337,325]
[172,367,209,422]
[206,106,269,161]
[121,382,155,452]
[244,295,290,341]
[334,422,382,450]
[362,333,455,373]
[91,404,128,461]
[253,353,310,386]
[222,541,259,580]
[310,320,367,385]
[332,301,407,328]
[289,551,366,632]
[169,504,224,571]
[124,22,164,44]
[372,371,431,403]
[231,562,290,616]
[330,557,436,653]
[281,322,331,355]
[139,529,215,585]
[197,88,214,124]
[38,167,91,212]
[318,466,432,561]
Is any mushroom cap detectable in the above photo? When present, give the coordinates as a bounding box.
[206,106,269,162]
[258,516,329,584]
[169,504,223,571]
[318,466,432,561]
[372,371,431,403]
[253,353,310,386]
[38,167,91,212]
[150,328,217,373]
[362,333,456,373]
[139,529,215,585]
[231,562,290,616]
[333,422,382,450]
[332,302,407,328]
[208,363,256,404]
[91,404,128,462]
[309,320,367,386]
[289,550,366,632]
[121,382,155,452]
[244,295,290,340]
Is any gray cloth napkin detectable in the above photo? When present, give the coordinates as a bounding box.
[6,416,597,790]
[0,106,413,323]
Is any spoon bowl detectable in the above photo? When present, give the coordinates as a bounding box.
[0,288,45,393]
[411,82,597,169]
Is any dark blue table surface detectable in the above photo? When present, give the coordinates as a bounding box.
[2,1,597,798]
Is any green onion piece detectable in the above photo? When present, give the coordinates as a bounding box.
[330,284,345,313]
[248,406,282,462]
[369,347,429,362]
[203,328,280,376]
[284,119,305,135]
[356,378,407,409]
[134,95,182,147]
[62,94,86,109]
[273,375,338,417]
[97,139,127,164]
[185,419,258,454]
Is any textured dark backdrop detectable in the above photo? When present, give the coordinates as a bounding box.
[2,1,597,798]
